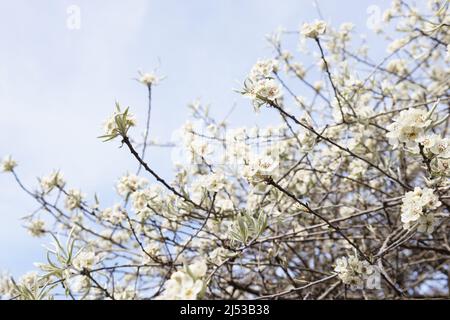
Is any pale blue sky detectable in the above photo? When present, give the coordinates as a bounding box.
[0,0,391,276]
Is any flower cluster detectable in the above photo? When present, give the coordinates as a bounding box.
[334,254,374,288]
[400,187,441,233]
[72,247,103,271]
[130,185,163,220]
[251,79,282,106]
[100,204,125,225]
[243,154,279,184]
[386,108,432,148]
[421,134,449,157]
[65,189,84,211]
[386,59,409,76]
[0,273,15,299]
[198,172,227,192]
[300,20,327,38]
[1,155,17,172]
[138,70,160,86]
[0,271,51,300]
[116,173,148,197]
[242,59,282,110]
[249,59,279,79]
[40,171,66,193]
[158,260,208,300]
[26,219,46,237]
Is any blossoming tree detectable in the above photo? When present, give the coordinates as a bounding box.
[1,0,449,300]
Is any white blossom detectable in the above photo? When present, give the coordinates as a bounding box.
[249,59,279,80]
[65,189,84,211]
[201,172,227,192]
[386,59,409,76]
[116,173,148,197]
[421,134,449,156]
[417,214,439,234]
[400,187,441,232]
[301,20,327,38]
[334,254,374,287]
[188,259,207,278]
[100,204,126,225]
[245,78,283,109]
[40,171,66,193]
[158,260,207,300]
[72,248,103,271]
[138,71,160,86]
[27,219,46,237]
[1,155,17,172]
[243,154,279,183]
[386,108,432,148]
[0,273,15,299]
